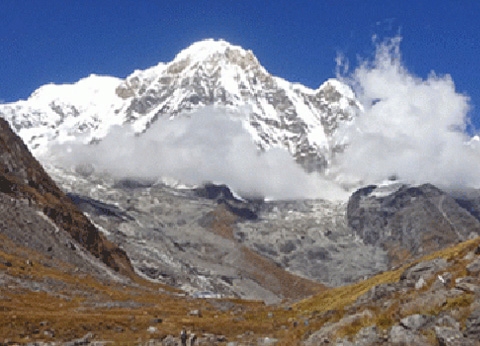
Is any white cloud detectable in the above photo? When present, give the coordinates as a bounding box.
[48,36,480,199]
[51,107,347,200]
[334,36,480,189]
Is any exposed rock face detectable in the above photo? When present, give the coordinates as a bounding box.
[465,308,480,340]
[194,183,259,220]
[47,168,326,303]
[235,198,388,287]
[44,165,480,300]
[434,326,477,346]
[0,117,133,277]
[347,183,480,265]
[450,188,480,223]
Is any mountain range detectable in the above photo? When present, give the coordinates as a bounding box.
[2,39,480,345]
[0,39,360,174]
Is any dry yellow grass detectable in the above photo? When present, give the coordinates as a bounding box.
[2,226,480,344]
[0,232,298,343]
[277,236,480,345]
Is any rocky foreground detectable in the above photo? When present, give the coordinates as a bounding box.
[2,230,480,345]
[302,243,480,346]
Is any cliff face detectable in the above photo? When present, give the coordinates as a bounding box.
[0,117,133,276]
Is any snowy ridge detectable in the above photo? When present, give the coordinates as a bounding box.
[0,74,127,154]
[0,39,361,171]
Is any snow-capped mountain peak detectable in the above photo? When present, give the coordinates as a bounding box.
[0,39,361,171]
[172,39,261,69]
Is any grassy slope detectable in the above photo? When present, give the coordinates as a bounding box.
[278,236,480,345]
[2,228,479,344]
[0,232,297,343]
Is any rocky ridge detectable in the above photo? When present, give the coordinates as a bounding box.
[0,117,133,278]
[347,183,480,267]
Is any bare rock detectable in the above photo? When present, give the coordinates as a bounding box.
[353,326,381,346]
[63,332,94,346]
[432,272,453,290]
[347,184,480,266]
[257,337,278,345]
[0,118,134,278]
[147,326,158,333]
[400,314,434,331]
[161,335,177,346]
[434,326,477,346]
[303,310,373,346]
[389,325,429,345]
[400,258,448,282]
[400,290,448,315]
[415,277,427,289]
[465,308,480,340]
[435,314,460,330]
[455,277,480,294]
[466,258,480,275]
[188,309,202,317]
[355,283,397,305]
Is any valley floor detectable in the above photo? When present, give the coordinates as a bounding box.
[2,225,480,345]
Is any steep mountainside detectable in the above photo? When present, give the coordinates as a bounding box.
[47,163,480,301]
[0,117,133,277]
[347,183,480,266]
[0,39,360,171]
[47,166,329,304]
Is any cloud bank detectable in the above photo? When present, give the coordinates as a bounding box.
[51,107,346,200]
[334,36,480,189]
[48,36,480,200]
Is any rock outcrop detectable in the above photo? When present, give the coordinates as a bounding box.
[303,241,480,346]
[347,183,480,266]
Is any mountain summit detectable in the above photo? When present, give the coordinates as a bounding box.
[1,39,360,171]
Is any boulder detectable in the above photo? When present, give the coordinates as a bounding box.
[435,314,460,330]
[465,308,480,340]
[400,258,448,282]
[353,326,381,346]
[400,314,434,331]
[389,325,429,345]
[434,326,477,346]
[466,257,480,275]
[63,332,94,346]
[303,310,373,346]
[355,283,397,305]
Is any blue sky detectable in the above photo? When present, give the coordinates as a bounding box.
[1,1,479,128]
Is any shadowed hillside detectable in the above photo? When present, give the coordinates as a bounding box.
[0,117,133,276]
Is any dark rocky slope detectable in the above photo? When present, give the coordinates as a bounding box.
[347,183,480,267]
[0,117,133,277]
